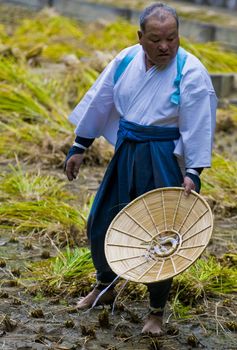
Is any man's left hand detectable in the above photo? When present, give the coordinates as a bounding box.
[182,176,195,196]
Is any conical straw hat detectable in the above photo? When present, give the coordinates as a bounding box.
[105,187,213,283]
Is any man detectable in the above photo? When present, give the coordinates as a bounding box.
[65,3,217,336]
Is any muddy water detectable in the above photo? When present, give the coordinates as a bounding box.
[1,166,237,350]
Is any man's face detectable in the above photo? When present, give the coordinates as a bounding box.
[138,15,179,69]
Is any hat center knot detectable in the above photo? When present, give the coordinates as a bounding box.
[146,230,180,258]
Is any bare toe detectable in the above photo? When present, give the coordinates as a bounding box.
[142,314,164,336]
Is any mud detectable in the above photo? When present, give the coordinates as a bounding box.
[0,165,237,350]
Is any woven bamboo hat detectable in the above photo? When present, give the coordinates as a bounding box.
[105,187,213,283]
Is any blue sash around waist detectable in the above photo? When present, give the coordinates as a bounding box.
[116,118,180,150]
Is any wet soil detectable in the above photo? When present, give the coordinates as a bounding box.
[0,166,237,350]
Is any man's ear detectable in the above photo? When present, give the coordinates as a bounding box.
[137,30,142,41]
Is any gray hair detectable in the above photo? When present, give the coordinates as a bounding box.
[140,3,179,32]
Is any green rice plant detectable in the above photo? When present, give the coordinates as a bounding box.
[8,10,83,51]
[0,162,72,202]
[0,83,49,120]
[172,255,237,306]
[24,247,95,295]
[0,58,29,85]
[85,19,137,51]
[201,153,237,213]
[0,199,86,235]
[43,43,87,62]
[0,121,71,164]
[4,8,237,74]
[50,246,94,285]
[5,9,88,63]
[170,295,192,319]
[181,38,237,73]
[0,57,97,130]
[62,64,99,105]
[0,58,70,127]
[0,58,62,110]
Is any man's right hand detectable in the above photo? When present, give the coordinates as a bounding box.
[65,154,84,181]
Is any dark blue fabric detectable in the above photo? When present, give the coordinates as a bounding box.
[87,118,199,308]
[116,118,180,149]
[75,135,95,148]
[87,119,183,273]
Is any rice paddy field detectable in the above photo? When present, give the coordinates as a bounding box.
[0,3,236,350]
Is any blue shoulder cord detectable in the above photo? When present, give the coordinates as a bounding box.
[170,47,188,105]
[114,46,188,105]
[114,45,140,84]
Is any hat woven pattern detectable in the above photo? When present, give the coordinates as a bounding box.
[105,187,213,283]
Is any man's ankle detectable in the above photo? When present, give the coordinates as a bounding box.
[95,281,115,291]
[149,306,164,317]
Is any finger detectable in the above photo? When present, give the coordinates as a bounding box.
[72,158,81,179]
[184,182,195,196]
[66,160,75,181]
[184,185,192,196]
[72,164,80,179]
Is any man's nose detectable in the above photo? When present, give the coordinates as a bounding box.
[158,42,168,51]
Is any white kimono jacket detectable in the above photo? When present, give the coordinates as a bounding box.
[68,44,217,169]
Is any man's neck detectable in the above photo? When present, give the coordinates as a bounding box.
[145,55,155,71]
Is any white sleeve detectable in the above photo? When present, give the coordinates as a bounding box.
[174,64,217,169]
[68,47,133,139]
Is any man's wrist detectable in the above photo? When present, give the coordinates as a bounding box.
[75,135,94,148]
[71,136,95,154]
[185,167,203,177]
[73,142,87,151]
[186,168,200,177]
[185,172,201,193]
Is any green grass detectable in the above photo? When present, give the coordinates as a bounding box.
[24,247,95,296]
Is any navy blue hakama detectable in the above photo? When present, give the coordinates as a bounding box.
[87,118,184,309]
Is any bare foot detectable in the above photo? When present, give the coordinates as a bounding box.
[76,288,116,310]
[141,314,164,336]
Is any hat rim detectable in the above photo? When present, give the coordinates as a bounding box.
[105,187,213,283]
